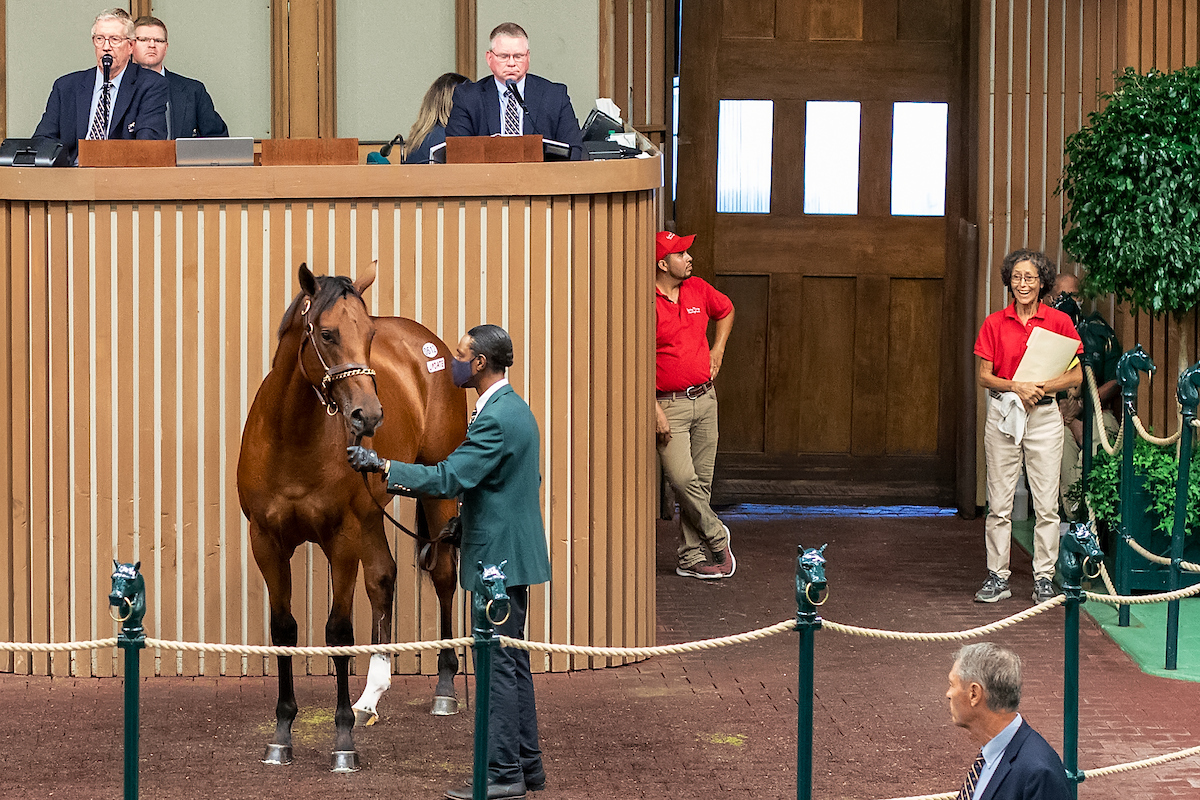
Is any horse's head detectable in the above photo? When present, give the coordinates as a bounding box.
[1077,313,1118,370]
[292,262,384,439]
[1177,362,1200,411]
[109,560,146,635]
[1117,345,1154,398]
[1056,522,1105,588]
[795,544,828,611]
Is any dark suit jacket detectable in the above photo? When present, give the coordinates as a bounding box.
[385,384,552,594]
[446,74,585,160]
[33,64,168,164]
[164,70,228,139]
[979,721,1072,800]
[403,123,447,164]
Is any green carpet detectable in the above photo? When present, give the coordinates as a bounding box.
[1012,517,1200,683]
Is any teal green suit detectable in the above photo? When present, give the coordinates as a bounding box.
[385,383,551,594]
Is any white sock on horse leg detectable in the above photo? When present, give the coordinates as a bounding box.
[352,653,392,718]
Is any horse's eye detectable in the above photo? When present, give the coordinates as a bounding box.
[321,329,335,342]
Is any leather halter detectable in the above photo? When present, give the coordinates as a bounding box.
[297,295,377,415]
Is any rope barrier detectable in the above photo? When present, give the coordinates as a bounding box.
[1121,534,1200,573]
[1084,581,1200,605]
[0,638,117,653]
[1083,365,1123,456]
[1129,412,1182,446]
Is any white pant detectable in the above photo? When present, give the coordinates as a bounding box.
[983,401,1063,580]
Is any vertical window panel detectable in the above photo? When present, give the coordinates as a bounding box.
[891,102,948,216]
[803,101,861,215]
[716,99,774,214]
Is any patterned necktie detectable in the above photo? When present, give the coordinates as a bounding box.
[88,82,112,140]
[956,751,986,800]
[502,94,521,135]
[469,408,478,428]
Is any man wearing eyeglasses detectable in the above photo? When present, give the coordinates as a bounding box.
[446,22,585,160]
[32,8,168,165]
[132,16,228,140]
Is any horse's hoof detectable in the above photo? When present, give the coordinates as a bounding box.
[352,706,379,727]
[262,743,293,765]
[431,695,459,716]
[330,750,360,773]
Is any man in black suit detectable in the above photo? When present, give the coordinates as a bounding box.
[132,16,228,139]
[446,22,585,160]
[945,643,1072,800]
[33,8,168,164]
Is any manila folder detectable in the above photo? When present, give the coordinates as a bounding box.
[1012,327,1080,383]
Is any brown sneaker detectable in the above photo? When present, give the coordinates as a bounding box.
[676,561,725,580]
[712,524,735,577]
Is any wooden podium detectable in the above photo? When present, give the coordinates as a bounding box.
[444,134,544,164]
[78,139,175,167]
[260,137,358,166]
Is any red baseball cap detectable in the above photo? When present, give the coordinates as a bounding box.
[656,230,696,262]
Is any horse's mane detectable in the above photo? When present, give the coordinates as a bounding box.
[277,273,366,340]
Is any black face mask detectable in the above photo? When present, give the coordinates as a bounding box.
[451,355,475,388]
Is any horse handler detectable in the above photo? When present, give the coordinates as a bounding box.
[348,323,550,800]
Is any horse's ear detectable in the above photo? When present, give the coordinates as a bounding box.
[353,260,378,297]
[133,561,141,574]
[298,263,318,297]
[113,558,119,571]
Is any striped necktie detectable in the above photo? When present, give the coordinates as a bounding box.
[469,408,478,428]
[502,94,521,135]
[956,751,986,800]
[88,82,112,140]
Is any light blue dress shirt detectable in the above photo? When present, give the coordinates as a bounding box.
[972,713,1023,800]
[493,76,526,134]
[88,66,128,137]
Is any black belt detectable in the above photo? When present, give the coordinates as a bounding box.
[657,381,713,401]
[990,390,1054,406]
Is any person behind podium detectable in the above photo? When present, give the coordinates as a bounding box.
[446,22,585,160]
[33,8,168,165]
[132,16,229,139]
[403,72,469,164]
[972,249,1081,606]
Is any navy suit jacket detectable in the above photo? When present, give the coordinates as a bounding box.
[446,74,585,160]
[403,123,447,164]
[164,70,228,139]
[33,64,168,164]
[385,384,552,594]
[978,721,1072,800]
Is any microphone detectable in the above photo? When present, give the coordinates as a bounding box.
[102,53,113,82]
[505,79,532,122]
[379,133,404,159]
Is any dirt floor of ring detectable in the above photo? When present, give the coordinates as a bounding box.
[2,510,1199,799]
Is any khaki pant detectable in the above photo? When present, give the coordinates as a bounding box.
[1060,409,1119,520]
[658,390,728,568]
[983,401,1063,581]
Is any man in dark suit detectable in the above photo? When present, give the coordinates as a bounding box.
[446,22,585,160]
[33,8,168,165]
[946,643,1072,800]
[348,324,551,800]
[132,16,228,139]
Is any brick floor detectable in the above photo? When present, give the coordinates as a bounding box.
[0,509,1197,799]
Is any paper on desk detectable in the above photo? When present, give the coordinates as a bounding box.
[1012,327,1080,383]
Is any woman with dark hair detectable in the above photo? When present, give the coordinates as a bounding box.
[403,71,469,164]
[972,249,1082,606]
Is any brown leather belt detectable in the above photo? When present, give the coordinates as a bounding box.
[657,381,713,401]
[990,389,1054,406]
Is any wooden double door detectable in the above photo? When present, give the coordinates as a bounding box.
[676,0,969,502]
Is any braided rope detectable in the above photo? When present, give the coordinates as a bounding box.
[1084,580,1200,605]
[819,597,1064,641]
[1083,365,1123,456]
[1097,561,1120,596]
[1121,534,1200,572]
[0,638,117,652]
[497,620,797,657]
[1082,743,1200,777]
[1130,411,1182,446]
[141,636,474,657]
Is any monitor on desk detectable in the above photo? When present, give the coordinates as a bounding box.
[176,137,255,167]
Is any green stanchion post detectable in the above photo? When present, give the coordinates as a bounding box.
[1056,523,1103,800]
[1167,364,1200,670]
[471,562,509,800]
[1115,346,1153,627]
[1077,319,1108,499]
[794,545,827,800]
[108,561,146,800]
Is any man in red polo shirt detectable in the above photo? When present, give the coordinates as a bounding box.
[655,230,736,579]
[973,249,1082,604]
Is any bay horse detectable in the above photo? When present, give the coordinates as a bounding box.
[237,262,467,771]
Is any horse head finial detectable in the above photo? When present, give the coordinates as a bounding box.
[1117,345,1155,398]
[795,544,829,616]
[108,560,146,638]
[474,561,510,630]
[1056,521,1105,592]
[1177,362,1200,413]
[1077,313,1118,371]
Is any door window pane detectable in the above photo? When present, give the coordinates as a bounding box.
[716,100,774,214]
[891,102,948,216]
[804,101,861,215]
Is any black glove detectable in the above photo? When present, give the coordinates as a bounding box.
[347,445,387,474]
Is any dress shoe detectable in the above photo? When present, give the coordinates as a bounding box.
[445,779,526,799]
[465,772,544,792]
